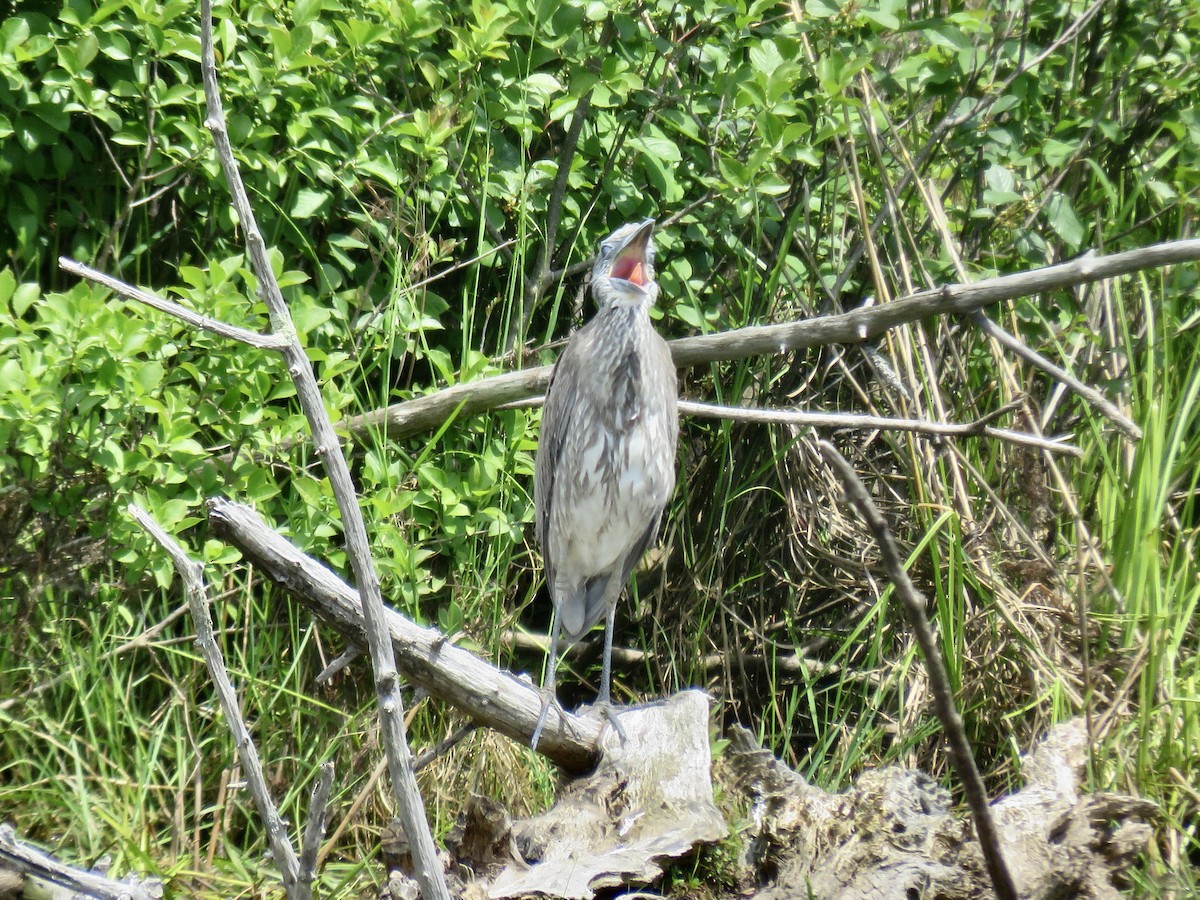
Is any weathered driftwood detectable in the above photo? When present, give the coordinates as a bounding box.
[0,824,163,900]
[491,691,727,898]
[726,719,1156,899]
[383,691,726,900]
[206,498,604,774]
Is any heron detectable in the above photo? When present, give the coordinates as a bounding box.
[531,218,679,750]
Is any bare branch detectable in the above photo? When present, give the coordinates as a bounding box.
[677,400,1082,456]
[413,723,478,773]
[0,824,161,900]
[127,503,306,900]
[198,3,450,897]
[970,311,1141,439]
[344,238,1199,445]
[59,257,289,351]
[299,763,335,891]
[207,497,605,774]
[671,239,1200,365]
[493,397,1080,456]
[315,645,362,684]
[817,442,1017,900]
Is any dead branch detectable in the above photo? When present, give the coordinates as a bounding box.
[334,238,1200,446]
[413,723,478,773]
[299,763,335,892]
[206,497,605,774]
[490,397,1082,456]
[681,400,1082,455]
[971,311,1141,439]
[196,2,449,896]
[128,503,309,900]
[504,629,847,683]
[818,441,1017,900]
[0,824,162,900]
[59,257,289,351]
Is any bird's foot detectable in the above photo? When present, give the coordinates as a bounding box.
[580,700,628,747]
[530,688,560,752]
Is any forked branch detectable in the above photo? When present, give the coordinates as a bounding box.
[196,1,450,895]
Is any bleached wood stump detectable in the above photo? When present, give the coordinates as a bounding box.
[726,719,1156,899]
[384,691,726,899]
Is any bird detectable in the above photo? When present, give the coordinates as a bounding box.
[530,217,679,750]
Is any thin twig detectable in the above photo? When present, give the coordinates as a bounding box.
[196,3,450,897]
[970,311,1141,439]
[128,503,307,900]
[298,763,335,891]
[495,397,1080,456]
[59,257,289,351]
[315,645,361,684]
[413,723,478,773]
[816,442,1017,900]
[678,400,1080,456]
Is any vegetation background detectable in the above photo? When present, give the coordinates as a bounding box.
[1,0,1197,895]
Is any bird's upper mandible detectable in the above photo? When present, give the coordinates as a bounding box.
[590,217,658,310]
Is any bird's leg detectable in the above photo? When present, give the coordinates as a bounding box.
[591,600,628,745]
[597,600,616,707]
[530,616,562,751]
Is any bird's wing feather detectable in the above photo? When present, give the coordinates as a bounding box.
[534,324,598,587]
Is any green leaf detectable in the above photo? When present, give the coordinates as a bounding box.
[1042,138,1077,168]
[12,282,39,316]
[523,72,562,105]
[290,188,331,219]
[748,40,784,76]
[0,269,15,306]
[1045,192,1086,250]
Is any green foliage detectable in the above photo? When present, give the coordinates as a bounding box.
[3,0,1200,895]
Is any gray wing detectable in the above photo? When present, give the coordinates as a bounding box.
[575,512,663,636]
[534,326,597,590]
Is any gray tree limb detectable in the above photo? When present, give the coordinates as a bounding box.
[206,497,606,774]
[0,825,161,900]
[346,238,1200,445]
[58,257,289,351]
[128,503,308,899]
[196,2,450,896]
[818,441,1017,900]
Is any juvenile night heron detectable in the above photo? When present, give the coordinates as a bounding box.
[531,218,679,750]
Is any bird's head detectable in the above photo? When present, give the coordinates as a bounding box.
[591,218,658,310]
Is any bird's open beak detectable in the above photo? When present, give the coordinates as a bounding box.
[609,218,655,288]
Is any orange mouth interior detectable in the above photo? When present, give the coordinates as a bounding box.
[612,256,647,286]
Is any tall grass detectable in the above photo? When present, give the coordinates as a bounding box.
[1091,279,1200,891]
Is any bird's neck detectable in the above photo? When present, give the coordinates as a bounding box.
[598,301,652,337]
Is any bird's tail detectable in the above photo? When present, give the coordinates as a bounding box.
[559,573,611,641]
